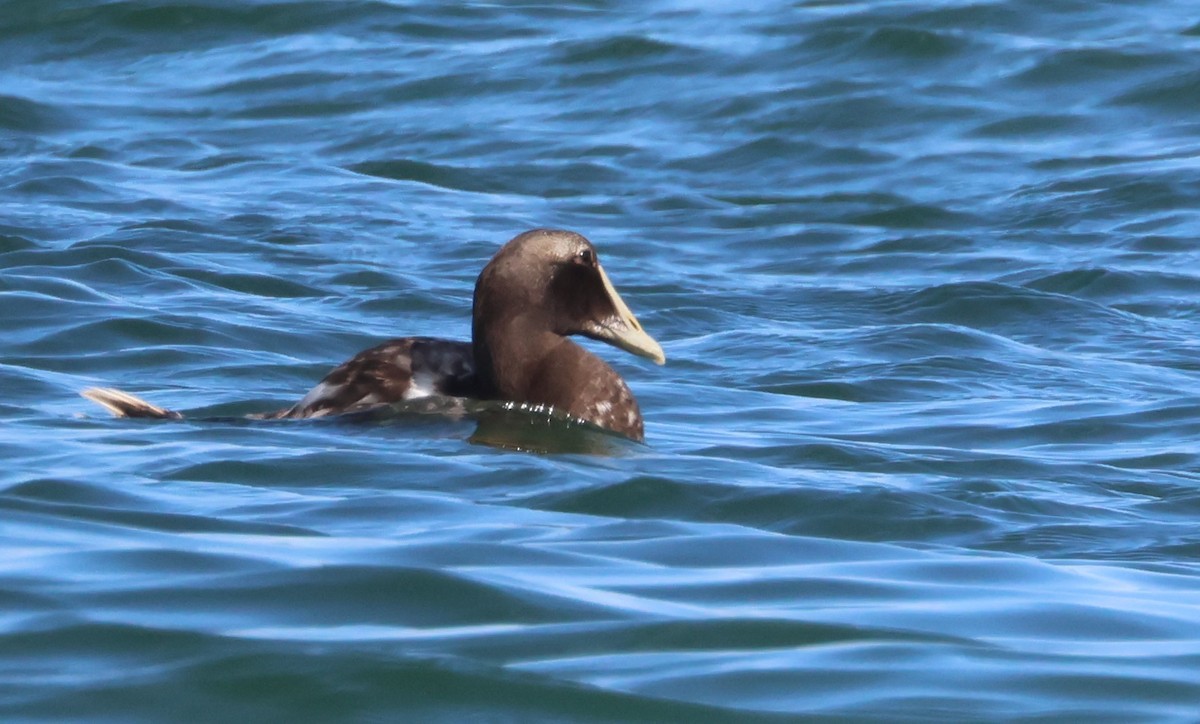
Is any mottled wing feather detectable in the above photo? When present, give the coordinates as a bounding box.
[262,337,475,419]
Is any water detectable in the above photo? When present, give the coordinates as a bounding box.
[4,0,1200,719]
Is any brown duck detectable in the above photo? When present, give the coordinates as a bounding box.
[83,229,665,441]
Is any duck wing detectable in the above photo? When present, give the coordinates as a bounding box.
[83,337,476,421]
[260,337,476,419]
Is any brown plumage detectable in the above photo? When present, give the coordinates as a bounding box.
[82,229,665,441]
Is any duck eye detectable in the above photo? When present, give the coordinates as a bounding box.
[577,249,594,265]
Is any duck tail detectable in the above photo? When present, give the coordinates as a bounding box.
[81,387,184,420]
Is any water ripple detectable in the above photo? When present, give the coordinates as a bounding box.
[6,0,1200,718]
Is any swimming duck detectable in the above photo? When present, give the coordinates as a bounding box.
[82,228,665,441]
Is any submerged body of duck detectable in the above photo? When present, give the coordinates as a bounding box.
[83,229,665,441]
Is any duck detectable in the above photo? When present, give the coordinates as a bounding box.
[82,228,665,441]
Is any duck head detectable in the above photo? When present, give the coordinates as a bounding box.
[472,229,665,386]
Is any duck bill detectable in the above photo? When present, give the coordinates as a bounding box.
[586,263,666,365]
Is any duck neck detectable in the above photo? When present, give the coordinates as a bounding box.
[472,311,558,403]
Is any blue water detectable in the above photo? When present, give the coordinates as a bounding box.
[5,0,1200,719]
